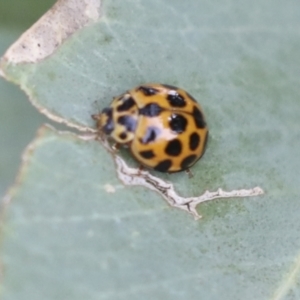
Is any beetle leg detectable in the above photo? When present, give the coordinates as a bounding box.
[91,114,99,121]
[137,165,144,174]
[185,168,194,178]
[112,143,121,152]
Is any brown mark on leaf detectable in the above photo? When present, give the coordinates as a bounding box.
[2,0,102,64]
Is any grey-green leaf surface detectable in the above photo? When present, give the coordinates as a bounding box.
[0,0,56,199]
[1,0,300,299]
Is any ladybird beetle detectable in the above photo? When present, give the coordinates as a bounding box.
[93,84,208,173]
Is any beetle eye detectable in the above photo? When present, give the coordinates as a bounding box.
[101,107,112,114]
[100,107,114,135]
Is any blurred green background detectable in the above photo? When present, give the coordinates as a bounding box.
[0,0,56,198]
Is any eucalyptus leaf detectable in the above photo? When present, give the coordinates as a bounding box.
[1,0,300,299]
[0,0,56,198]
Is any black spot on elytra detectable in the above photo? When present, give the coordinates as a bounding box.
[139,103,162,117]
[117,97,135,112]
[166,92,186,107]
[139,126,161,144]
[139,150,155,159]
[119,132,127,140]
[161,84,178,90]
[154,159,172,172]
[117,116,137,132]
[186,92,197,103]
[101,107,114,134]
[189,132,200,151]
[165,139,182,156]
[181,154,197,170]
[169,114,188,133]
[193,106,206,128]
[137,86,159,96]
